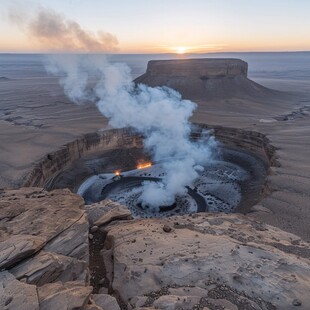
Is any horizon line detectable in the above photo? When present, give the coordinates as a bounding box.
[0,50,310,55]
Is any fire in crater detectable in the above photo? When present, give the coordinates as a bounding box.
[137,162,152,169]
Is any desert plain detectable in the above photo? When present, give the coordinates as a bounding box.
[0,54,310,309]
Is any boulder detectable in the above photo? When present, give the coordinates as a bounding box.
[93,202,132,227]
[92,294,121,310]
[38,281,92,310]
[10,251,88,286]
[0,235,46,269]
[0,271,39,310]
[0,188,89,264]
[86,199,132,226]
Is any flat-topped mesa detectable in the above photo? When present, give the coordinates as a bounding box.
[146,58,248,78]
[135,58,277,100]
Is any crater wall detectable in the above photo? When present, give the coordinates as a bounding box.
[23,129,143,188]
[23,125,277,193]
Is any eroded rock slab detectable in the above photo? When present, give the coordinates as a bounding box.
[92,294,121,310]
[10,251,88,286]
[38,281,92,310]
[0,187,85,243]
[0,234,46,269]
[102,213,310,309]
[86,199,129,226]
[0,188,88,264]
[0,271,39,310]
[0,188,92,309]
[94,204,132,227]
[43,213,89,262]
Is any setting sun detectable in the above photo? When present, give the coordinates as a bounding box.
[176,46,187,54]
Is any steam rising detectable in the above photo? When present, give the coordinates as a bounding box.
[11,6,217,207]
[9,7,118,52]
[46,55,217,208]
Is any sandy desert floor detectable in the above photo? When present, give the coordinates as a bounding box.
[0,68,309,242]
[194,80,310,241]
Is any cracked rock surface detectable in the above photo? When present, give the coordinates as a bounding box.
[102,212,310,309]
[0,188,93,309]
[0,188,126,310]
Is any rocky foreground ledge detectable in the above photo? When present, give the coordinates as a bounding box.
[1,188,309,310]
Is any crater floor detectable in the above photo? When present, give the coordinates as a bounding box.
[78,146,267,217]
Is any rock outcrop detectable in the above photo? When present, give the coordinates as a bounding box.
[1,187,310,309]
[0,187,124,310]
[0,188,92,309]
[101,212,310,309]
[134,58,278,100]
[0,271,39,310]
[142,59,248,78]
[37,281,93,310]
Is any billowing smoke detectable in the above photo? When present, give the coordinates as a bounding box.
[11,6,217,207]
[46,55,217,208]
[9,7,118,52]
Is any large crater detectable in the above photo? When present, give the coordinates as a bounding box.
[24,124,277,217]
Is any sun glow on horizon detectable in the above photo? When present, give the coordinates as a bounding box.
[176,46,187,54]
[1,1,310,53]
[169,44,228,55]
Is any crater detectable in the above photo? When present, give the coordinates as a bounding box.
[24,124,277,216]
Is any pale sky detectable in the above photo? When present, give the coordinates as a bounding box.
[1,0,310,53]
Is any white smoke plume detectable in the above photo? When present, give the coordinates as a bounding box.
[46,54,217,208]
[9,5,217,207]
[9,6,118,52]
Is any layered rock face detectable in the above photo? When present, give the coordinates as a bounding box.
[23,129,144,189]
[145,59,248,78]
[0,188,90,309]
[135,59,276,100]
[0,188,120,310]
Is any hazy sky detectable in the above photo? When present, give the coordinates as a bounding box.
[1,0,310,53]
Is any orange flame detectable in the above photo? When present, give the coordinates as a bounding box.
[114,170,121,176]
[137,162,152,169]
